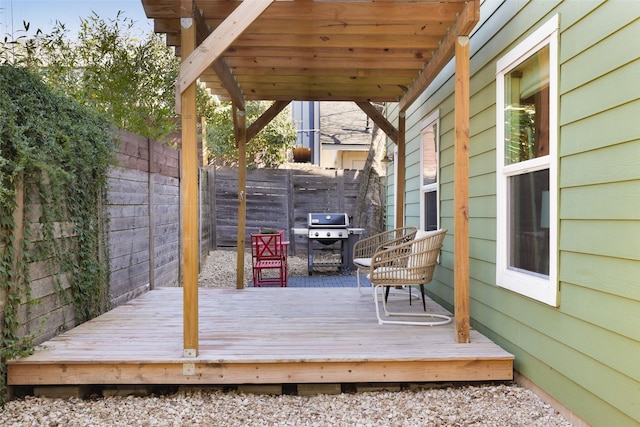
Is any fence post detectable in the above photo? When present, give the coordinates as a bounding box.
[148,138,156,290]
[208,166,217,249]
[337,169,345,213]
[286,169,295,254]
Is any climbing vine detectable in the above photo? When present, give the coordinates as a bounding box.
[0,66,115,405]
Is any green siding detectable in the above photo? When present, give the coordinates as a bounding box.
[560,101,640,156]
[561,140,640,187]
[561,59,640,125]
[562,180,640,219]
[561,220,640,260]
[385,1,640,425]
[560,251,640,300]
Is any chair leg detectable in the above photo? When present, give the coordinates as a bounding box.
[281,261,288,287]
[357,268,375,297]
[375,285,452,326]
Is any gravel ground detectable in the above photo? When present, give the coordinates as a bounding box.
[0,250,573,426]
[1,384,572,427]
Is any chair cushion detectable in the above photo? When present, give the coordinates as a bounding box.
[413,229,431,240]
[353,257,371,268]
[408,229,440,268]
[368,266,421,282]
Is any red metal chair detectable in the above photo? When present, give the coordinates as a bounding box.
[250,230,289,287]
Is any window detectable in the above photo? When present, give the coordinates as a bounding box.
[496,16,558,306]
[421,112,439,231]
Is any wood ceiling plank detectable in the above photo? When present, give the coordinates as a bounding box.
[177,0,274,94]
[156,18,451,37]
[233,2,463,23]
[150,1,463,22]
[226,56,425,70]
[244,94,396,102]
[223,46,432,61]
[144,0,480,105]
[231,34,440,50]
[225,68,419,79]
[231,75,413,86]
[241,86,401,98]
[240,82,406,94]
[244,19,451,36]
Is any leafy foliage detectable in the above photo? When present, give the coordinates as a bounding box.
[1,14,295,166]
[0,65,115,405]
[1,13,181,143]
[206,101,297,169]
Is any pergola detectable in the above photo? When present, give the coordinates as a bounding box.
[141,0,480,357]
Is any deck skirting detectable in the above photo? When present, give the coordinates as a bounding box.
[8,288,513,386]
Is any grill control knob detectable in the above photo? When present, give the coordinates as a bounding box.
[338,231,343,237]
[314,232,319,237]
[326,231,331,237]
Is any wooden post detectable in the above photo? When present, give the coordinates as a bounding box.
[181,16,199,356]
[454,36,471,344]
[201,116,208,166]
[395,112,406,228]
[235,107,247,289]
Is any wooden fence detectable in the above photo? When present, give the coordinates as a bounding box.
[109,131,182,305]
[207,166,363,255]
[2,130,210,345]
[110,131,210,304]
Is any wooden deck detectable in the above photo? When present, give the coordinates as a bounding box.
[8,287,513,386]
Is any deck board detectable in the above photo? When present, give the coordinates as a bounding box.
[8,287,513,385]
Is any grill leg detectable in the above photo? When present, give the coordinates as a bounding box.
[308,238,313,276]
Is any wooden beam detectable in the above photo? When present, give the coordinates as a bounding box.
[454,36,470,344]
[211,59,245,110]
[235,106,247,289]
[398,0,480,112]
[191,4,245,109]
[177,0,274,94]
[355,101,398,144]
[246,100,291,142]
[181,15,199,356]
[395,112,406,228]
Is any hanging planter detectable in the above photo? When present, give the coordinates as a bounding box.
[292,147,311,163]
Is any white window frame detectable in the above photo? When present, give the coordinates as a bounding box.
[420,111,440,231]
[496,15,559,306]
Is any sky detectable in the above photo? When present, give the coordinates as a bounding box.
[0,0,151,39]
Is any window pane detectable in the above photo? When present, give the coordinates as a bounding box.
[422,124,437,186]
[424,190,437,231]
[504,45,550,165]
[508,169,550,276]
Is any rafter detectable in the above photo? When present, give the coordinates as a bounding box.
[399,0,480,112]
[356,101,398,144]
[247,100,291,141]
[191,3,244,109]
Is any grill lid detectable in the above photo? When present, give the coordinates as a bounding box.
[308,213,349,228]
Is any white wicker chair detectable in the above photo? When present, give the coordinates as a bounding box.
[367,229,450,326]
[352,226,418,296]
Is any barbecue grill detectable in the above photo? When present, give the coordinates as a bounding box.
[301,213,364,275]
